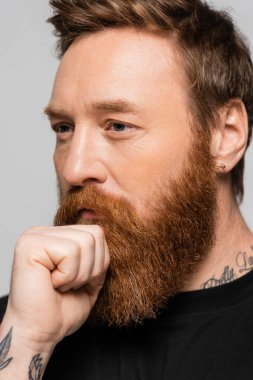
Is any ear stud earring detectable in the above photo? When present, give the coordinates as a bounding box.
[219,162,227,172]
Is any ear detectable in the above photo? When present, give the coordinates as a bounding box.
[211,99,248,173]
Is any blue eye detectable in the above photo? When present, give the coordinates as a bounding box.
[108,122,129,132]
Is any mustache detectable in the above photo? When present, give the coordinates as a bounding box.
[54,185,142,229]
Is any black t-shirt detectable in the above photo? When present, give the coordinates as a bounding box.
[1,270,253,379]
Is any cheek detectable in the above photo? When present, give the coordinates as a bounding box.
[118,140,187,186]
[107,137,188,213]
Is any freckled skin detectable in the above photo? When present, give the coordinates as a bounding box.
[50,28,191,218]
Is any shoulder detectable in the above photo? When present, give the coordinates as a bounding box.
[0,295,8,324]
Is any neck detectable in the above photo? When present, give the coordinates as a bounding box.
[183,181,253,291]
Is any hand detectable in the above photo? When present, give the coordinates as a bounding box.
[3,225,110,348]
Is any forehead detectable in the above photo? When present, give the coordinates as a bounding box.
[50,27,188,115]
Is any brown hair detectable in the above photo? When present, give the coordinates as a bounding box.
[48,0,253,202]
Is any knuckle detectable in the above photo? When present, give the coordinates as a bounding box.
[15,226,46,251]
[70,247,81,260]
[92,225,105,240]
[65,240,81,257]
[15,233,32,252]
[85,232,96,247]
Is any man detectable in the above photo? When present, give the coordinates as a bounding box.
[0,0,253,379]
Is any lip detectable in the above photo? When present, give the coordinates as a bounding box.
[80,208,104,220]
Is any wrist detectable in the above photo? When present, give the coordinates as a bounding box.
[0,320,54,380]
[1,316,57,355]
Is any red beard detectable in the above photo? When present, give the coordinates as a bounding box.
[54,134,217,326]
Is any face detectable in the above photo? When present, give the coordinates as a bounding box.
[48,27,193,218]
[49,28,217,326]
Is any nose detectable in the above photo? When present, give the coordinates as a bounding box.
[62,126,108,187]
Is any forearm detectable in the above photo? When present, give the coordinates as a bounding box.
[0,225,108,379]
[0,319,55,380]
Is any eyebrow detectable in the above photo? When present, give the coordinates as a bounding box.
[44,99,142,120]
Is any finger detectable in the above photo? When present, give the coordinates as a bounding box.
[61,231,97,291]
[30,226,108,291]
[83,240,110,296]
[43,237,81,290]
[70,226,110,290]
[70,226,109,291]
[29,225,107,277]
[18,233,82,289]
[51,225,109,278]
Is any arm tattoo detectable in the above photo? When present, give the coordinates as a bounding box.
[0,326,43,379]
[202,266,237,289]
[0,327,13,370]
[29,354,43,380]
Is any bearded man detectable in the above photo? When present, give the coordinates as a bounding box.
[0,0,253,379]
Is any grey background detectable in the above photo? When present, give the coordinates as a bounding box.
[0,1,252,297]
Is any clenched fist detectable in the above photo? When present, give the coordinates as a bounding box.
[4,225,110,347]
